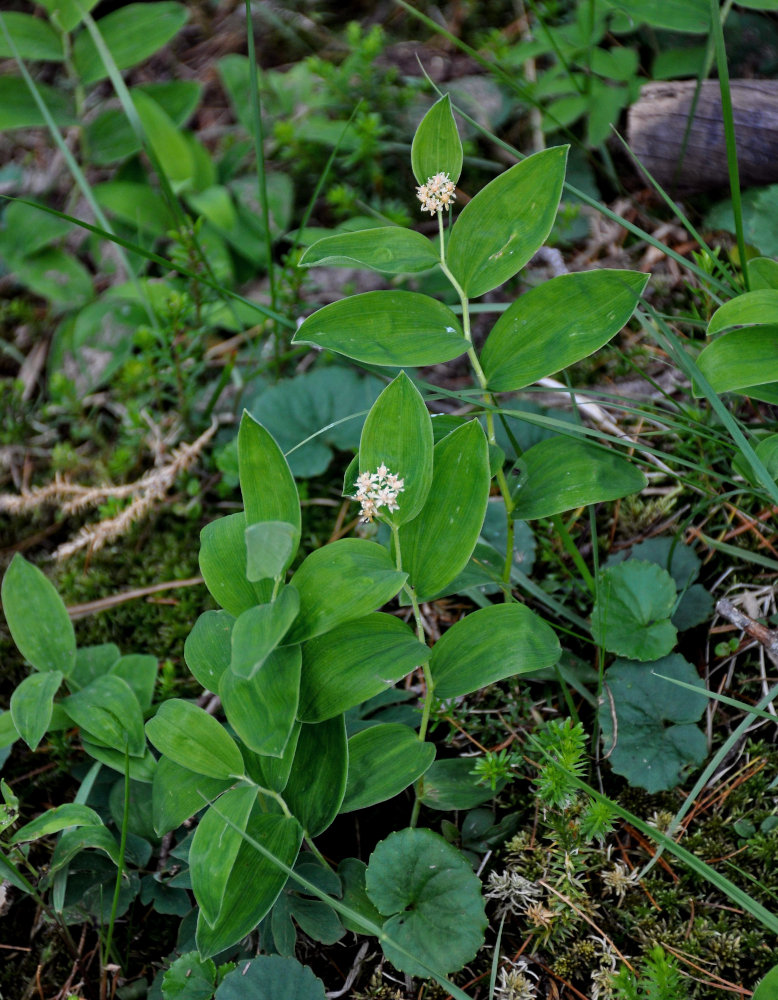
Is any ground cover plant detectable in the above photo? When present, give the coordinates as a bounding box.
[1,1,778,998]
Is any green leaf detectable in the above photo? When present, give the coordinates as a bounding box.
[131,90,194,188]
[418,758,504,811]
[161,952,218,1000]
[748,257,778,290]
[10,671,62,751]
[110,654,157,712]
[94,180,177,236]
[199,513,269,616]
[12,803,102,844]
[286,539,406,644]
[338,858,384,934]
[365,828,486,976]
[214,956,326,1000]
[70,643,121,689]
[220,645,301,757]
[152,757,232,836]
[598,655,708,792]
[72,2,188,86]
[411,94,463,185]
[245,522,298,582]
[62,676,146,756]
[146,699,244,779]
[359,371,434,526]
[708,290,778,335]
[398,421,490,599]
[696,327,778,394]
[238,412,300,561]
[0,13,63,60]
[480,270,648,390]
[249,722,301,793]
[0,712,18,750]
[0,76,75,129]
[510,436,646,520]
[229,587,299,680]
[293,291,467,367]
[196,812,302,958]
[341,724,436,813]
[447,146,568,298]
[283,717,348,836]
[753,963,778,1000]
[298,614,427,723]
[82,741,157,782]
[11,248,93,307]
[603,0,710,32]
[49,824,121,874]
[628,537,701,590]
[2,553,75,674]
[184,610,233,692]
[592,560,678,660]
[299,228,438,274]
[191,785,257,925]
[34,0,99,33]
[673,584,714,631]
[430,603,560,699]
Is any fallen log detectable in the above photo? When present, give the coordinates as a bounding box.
[627,79,778,195]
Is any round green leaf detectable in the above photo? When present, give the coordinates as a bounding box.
[411,94,463,185]
[286,539,406,644]
[510,436,647,520]
[480,270,648,391]
[341,724,435,813]
[398,420,490,599]
[220,645,301,757]
[753,963,778,1000]
[299,228,438,274]
[2,553,75,675]
[696,326,778,394]
[365,828,486,977]
[430,603,560,699]
[283,717,348,837]
[293,291,467,367]
[162,953,218,1000]
[338,858,384,934]
[184,610,234,692]
[146,699,245,779]
[592,561,678,660]
[298,614,427,723]
[599,655,708,793]
[215,956,326,1000]
[446,146,567,299]
[359,371,434,526]
[418,758,504,811]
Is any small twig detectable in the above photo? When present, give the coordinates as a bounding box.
[66,576,204,620]
[716,598,778,661]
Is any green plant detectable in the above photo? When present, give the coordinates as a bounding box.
[611,946,689,1000]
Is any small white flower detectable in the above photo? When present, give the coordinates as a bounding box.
[352,465,405,523]
[416,172,457,215]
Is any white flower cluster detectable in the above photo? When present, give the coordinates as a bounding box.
[352,464,404,523]
[416,171,457,215]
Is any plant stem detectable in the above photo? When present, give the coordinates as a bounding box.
[101,746,130,1000]
[551,513,595,596]
[304,835,334,872]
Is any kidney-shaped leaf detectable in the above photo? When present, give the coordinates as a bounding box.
[592,560,678,660]
[359,371,434,526]
[2,553,75,675]
[366,828,486,977]
[10,671,63,751]
[298,613,427,723]
[299,228,438,274]
[341,724,435,813]
[511,436,646,520]
[62,675,146,757]
[286,539,406,644]
[283,717,348,837]
[430,603,560,699]
[598,655,708,792]
[411,94,463,185]
[230,587,299,680]
[447,146,567,299]
[481,269,648,391]
[146,699,244,779]
[696,326,778,394]
[215,956,326,1000]
[399,420,490,600]
[293,291,467,367]
[219,645,301,757]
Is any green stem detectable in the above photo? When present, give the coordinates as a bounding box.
[551,513,595,596]
[102,745,130,997]
[304,835,335,872]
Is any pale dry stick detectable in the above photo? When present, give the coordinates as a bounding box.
[716,597,778,666]
[325,941,373,999]
[66,576,204,620]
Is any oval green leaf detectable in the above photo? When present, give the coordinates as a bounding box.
[238,413,300,558]
[592,560,678,660]
[191,784,257,926]
[298,614,427,723]
[753,963,778,1000]
[0,13,64,60]
[341,724,436,813]
[245,521,298,582]
[2,553,75,675]
[398,420,490,600]
[293,291,467,367]
[230,587,299,680]
[199,513,269,616]
[430,603,560,699]
[215,956,326,1000]
[365,828,486,977]
[283,716,348,837]
[146,699,244,779]
[359,371,434,526]
[12,803,102,844]
[0,76,75,130]
[62,675,146,757]
[447,146,568,299]
[510,436,647,520]
[152,756,232,835]
[299,228,438,274]
[10,671,63,752]
[286,539,406,644]
[411,94,463,185]
[481,269,648,391]
[696,326,778,394]
[219,645,301,757]
[184,610,234,692]
[708,289,778,335]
